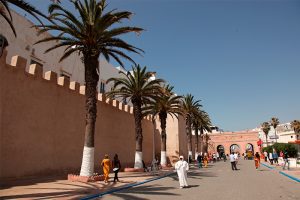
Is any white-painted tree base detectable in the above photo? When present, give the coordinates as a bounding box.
[195,152,199,160]
[79,146,94,177]
[188,151,192,162]
[161,151,167,166]
[134,151,143,169]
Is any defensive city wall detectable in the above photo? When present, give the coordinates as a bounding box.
[0,51,188,181]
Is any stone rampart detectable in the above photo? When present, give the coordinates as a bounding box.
[0,51,154,180]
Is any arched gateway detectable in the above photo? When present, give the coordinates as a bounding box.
[230,144,240,153]
[217,145,225,157]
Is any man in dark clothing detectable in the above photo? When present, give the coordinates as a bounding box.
[197,153,203,168]
[282,150,290,170]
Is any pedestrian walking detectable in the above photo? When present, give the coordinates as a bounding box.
[223,153,227,162]
[254,152,260,170]
[264,151,268,162]
[269,152,273,165]
[203,153,208,167]
[213,153,217,163]
[273,149,279,165]
[279,150,284,158]
[175,155,189,189]
[197,153,203,168]
[282,150,290,170]
[112,154,121,182]
[234,152,239,165]
[101,154,111,183]
[230,152,238,170]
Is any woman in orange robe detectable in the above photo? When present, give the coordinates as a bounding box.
[254,152,260,170]
[101,154,111,183]
[203,154,208,168]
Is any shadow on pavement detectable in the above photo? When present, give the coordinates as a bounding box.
[0,175,66,189]
[109,184,179,200]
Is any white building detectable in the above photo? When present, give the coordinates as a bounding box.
[258,122,299,146]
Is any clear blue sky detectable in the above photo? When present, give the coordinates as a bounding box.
[13,0,300,131]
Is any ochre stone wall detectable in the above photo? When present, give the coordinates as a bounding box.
[0,51,155,180]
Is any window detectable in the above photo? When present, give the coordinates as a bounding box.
[100,82,106,93]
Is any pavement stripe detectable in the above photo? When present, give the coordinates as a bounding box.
[261,162,300,183]
[80,172,176,200]
[279,171,300,183]
[261,163,275,169]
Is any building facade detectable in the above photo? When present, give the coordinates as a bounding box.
[258,123,299,147]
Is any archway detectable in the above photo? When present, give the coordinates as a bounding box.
[230,144,240,154]
[217,145,225,158]
[245,143,254,159]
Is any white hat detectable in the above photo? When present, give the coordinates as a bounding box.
[179,155,184,159]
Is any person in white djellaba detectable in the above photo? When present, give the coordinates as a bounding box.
[175,155,189,189]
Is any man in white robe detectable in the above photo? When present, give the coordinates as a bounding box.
[175,155,189,189]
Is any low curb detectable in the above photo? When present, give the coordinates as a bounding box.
[261,163,300,183]
[80,172,176,200]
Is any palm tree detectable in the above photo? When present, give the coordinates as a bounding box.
[197,110,212,154]
[192,111,201,160]
[261,122,271,147]
[291,120,300,134]
[106,65,164,168]
[182,94,202,162]
[35,0,143,176]
[143,85,182,166]
[0,0,48,36]
[270,117,279,143]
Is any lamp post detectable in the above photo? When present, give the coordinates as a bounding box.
[148,73,156,161]
[0,34,8,57]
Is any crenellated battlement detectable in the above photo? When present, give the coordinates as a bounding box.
[0,50,151,119]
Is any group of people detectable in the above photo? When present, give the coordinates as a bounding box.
[101,154,121,183]
[263,149,279,165]
[254,149,290,170]
[263,149,290,170]
[195,152,227,168]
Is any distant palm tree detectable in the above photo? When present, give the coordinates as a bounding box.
[198,111,212,154]
[0,0,48,36]
[36,0,143,176]
[270,117,279,143]
[192,108,211,158]
[143,85,182,166]
[261,122,271,147]
[107,65,164,168]
[182,94,202,161]
[291,120,300,134]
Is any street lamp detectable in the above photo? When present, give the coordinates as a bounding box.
[0,34,8,57]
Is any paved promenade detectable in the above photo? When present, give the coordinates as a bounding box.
[100,160,300,200]
[1,160,299,200]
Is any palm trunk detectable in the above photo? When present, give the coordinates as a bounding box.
[194,126,199,160]
[205,133,208,152]
[160,112,167,166]
[186,116,192,161]
[200,128,204,153]
[80,55,99,177]
[133,101,143,168]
